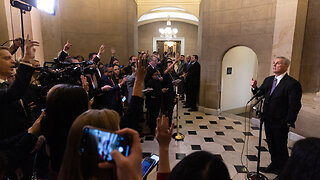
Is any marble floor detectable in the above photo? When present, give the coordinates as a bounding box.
[141,101,296,180]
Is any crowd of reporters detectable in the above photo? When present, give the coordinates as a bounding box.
[0,37,319,180]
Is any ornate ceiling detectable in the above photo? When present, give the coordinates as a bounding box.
[136,0,201,25]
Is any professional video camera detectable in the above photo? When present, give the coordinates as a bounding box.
[37,59,97,89]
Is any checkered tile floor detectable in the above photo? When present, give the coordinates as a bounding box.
[141,101,295,180]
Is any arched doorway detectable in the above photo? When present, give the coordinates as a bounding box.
[220,46,258,113]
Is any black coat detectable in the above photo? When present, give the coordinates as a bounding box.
[186,61,200,87]
[253,74,302,128]
[0,64,35,140]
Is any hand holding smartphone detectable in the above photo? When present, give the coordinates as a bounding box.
[141,154,160,178]
[80,126,130,162]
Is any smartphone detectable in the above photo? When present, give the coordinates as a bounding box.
[150,154,159,167]
[141,157,155,179]
[80,126,130,162]
[141,154,160,178]
[122,96,126,103]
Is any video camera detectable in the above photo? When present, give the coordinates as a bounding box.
[37,59,98,89]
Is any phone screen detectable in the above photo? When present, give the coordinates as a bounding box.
[80,127,130,161]
[150,154,159,166]
[141,157,155,178]
[122,96,126,103]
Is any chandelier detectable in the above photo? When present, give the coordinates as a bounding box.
[159,18,178,39]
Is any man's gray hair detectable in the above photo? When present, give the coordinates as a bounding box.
[148,55,157,63]
[276,56,291,66]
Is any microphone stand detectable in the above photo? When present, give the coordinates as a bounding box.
[247,96,268,180]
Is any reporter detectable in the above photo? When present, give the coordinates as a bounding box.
[0,34,39,140]
[59,123,142,180]
[40,84,89,173]
[58,109,120,180]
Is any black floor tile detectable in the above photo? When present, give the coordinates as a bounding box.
[213,154,223,160]
[225,126,234,129]
[199,125,208,129]
[246,155,258,161]
[176,153,186,160]
[255,146,268,152]
[188,131,197,135]
[251,126,260,130]
[209,121,217,124]
[142,152,152,158]
[184,112,190,115]
[243,132,253,136]
[260,167,268,172]
[218,116,226,120]
[223,145,235,151]
[233,138,245,143]
[234,165,248,173]
[204,137,214,142]
[196,116,203,119]
[186,120,193,124]
[233,121,242,125]
[215,131,225,136]
[191,145,202,150]
[145,136,154,141]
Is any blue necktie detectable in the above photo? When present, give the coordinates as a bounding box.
[270,78,277,95]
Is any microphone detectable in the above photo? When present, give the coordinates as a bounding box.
[251,95,265,108]
[247,89,262,104]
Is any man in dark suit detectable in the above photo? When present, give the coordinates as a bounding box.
[100,66,127,115]
[0,37,38,140]
[184,55,201,111]
[251,56,302,174]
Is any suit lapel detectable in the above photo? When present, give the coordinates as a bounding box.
[270,74,288,97]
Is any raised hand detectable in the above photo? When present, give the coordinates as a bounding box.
[63,40,72,52]
[22,34,39,62]
[135,55,147,82]
[250,78,257,89]
[98,45,105,56]
[81,75,89,92]
[156,115,173,173]
[111,47,116,55]
[156,115,173,148]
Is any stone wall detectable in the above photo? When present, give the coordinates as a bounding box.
[138,21,198,56]
[40,0,137,64]
[300,0,320,93]
[199,0,277,109]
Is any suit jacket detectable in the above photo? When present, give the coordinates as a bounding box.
[185,61,201,87]
[0,64,35,140]
[99,75,122,113]
[253,74,302,128]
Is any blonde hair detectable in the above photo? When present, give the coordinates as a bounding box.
[58,109,120,180]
